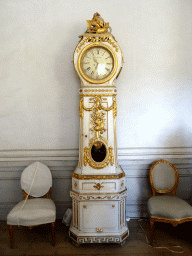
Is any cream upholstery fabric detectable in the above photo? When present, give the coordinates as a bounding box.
[21,162,52,197]
[7,162,56,227]
[7,198,56,226]
[148,195,192,220]
[152,163,175,191]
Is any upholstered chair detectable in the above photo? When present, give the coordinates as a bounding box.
[7,162,56,248]
[148,159,192,245]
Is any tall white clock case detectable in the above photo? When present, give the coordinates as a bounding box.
[69,13,129,245]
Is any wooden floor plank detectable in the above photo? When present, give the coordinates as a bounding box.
[0,219,192,255]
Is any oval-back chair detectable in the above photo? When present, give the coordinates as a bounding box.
[148,159,192,245]
[7,162,56,248]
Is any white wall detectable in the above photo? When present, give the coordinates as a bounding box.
[1,0,192,220]
[1,0,192,150]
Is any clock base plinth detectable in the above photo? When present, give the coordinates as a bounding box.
[69,187,129,245]
[69,226,129,245]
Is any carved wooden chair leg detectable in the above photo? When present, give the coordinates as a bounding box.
[149,218,155,246]
[51,222,56,246]
[8,225,14,249]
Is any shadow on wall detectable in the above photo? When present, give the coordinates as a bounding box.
[159,126,192,148]
[159,127,192,204]
[53,24,84,148]
[134,126,192,217]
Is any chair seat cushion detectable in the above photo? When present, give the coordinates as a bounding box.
[148,195,192,220]
[7,198,56,226]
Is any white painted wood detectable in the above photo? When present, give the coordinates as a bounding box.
[72,178,126,194]
[80,201,119,232]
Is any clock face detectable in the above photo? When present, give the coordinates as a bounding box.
[78,44,117,84]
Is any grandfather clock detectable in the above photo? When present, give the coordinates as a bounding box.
[69,13,129,245]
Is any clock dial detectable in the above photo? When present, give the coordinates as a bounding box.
[80,46,114,81]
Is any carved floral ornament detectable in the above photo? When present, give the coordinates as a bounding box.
[79,95,117,119]
[79,95,116,169]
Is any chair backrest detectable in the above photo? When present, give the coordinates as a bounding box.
[149,159,179,196]
[21,162,52,198]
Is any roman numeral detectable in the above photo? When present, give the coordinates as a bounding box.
[105,68,110,71]
[87,67,91,71]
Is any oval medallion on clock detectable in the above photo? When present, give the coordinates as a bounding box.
[91,143,107,163]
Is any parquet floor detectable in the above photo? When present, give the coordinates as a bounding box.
[0,219,192,255]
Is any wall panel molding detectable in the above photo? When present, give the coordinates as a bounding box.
[1,147,192,160]
[0,147,191,220]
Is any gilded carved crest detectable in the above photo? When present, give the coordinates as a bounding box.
[86,13,110,34]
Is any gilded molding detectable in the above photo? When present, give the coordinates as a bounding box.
[79,98,84,118]
[72,173,125,180]
[151,216,192,226]
[76,35,119,53]
[80,94,116,97]
[84,89,113,92]
[73,193,119,201]
[76,37,89,53]
[84,147,89,166]
[108,147,114,166]
[70,189,127,201]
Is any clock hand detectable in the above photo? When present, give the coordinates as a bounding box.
[93,58,99,70]
[93,58,98,64]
